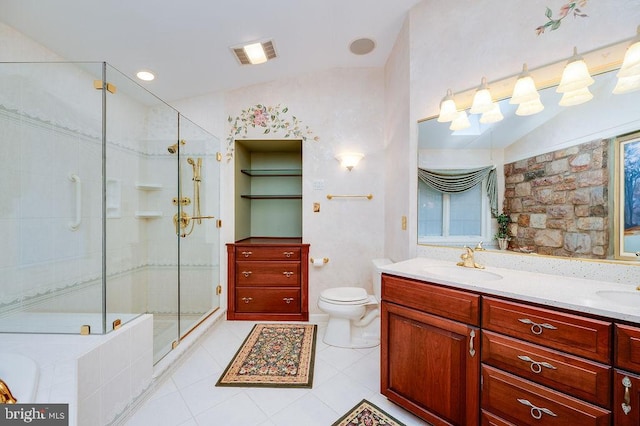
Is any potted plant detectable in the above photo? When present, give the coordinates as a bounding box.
[495,213,510,250]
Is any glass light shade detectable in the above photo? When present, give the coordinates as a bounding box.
[437,89,458,122]
[515,98,545,116]
[470,77,494,114]
[479,102,504,124]
[243,42,268,64]
[449,111,471,131]
[559,86,593,106]
[510,64,539,104]
[618,27,640,78]
[557,48,594,93]
[613,74,640,94]
[335,152,364,170]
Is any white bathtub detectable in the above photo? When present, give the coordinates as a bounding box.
[0,353,39,402]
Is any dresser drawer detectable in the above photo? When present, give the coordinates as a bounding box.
[235,288,300,313]
[236,261,300,286]
[482,330,611,408]
[615,324,640,374]
[482,297,611,363]
[482,365,610,426]
[235,246,301,261]
[481,410,517,426]
[382,274,480,326]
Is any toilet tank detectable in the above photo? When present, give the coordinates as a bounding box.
[371,258,393,300]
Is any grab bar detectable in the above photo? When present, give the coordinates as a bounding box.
[326,194,373,200]
[69,173,81,231]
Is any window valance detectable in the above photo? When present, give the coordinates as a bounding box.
[418,166,498,217]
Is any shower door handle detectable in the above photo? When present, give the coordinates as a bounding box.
[189,215,215,220]
[68,173,82,231]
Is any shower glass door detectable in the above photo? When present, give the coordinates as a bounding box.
[176,116,221,340]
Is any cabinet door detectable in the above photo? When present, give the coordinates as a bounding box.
[381,300,479,426]
[613,370,640,426]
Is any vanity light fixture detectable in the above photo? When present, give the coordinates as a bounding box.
[437,89,458,122]
[515,98,545,116]
[614,26,640,94]
[479,102,504,124]
[136,70,155,81]
[449,110,471,131]
[510,64,540,105]
[556,47,594,106]
[335,152,364,171]
[470,77,494,114]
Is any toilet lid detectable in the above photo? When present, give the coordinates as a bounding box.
[321,287,368,303]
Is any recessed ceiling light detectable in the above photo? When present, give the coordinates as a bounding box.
[231,40,277,65]
[136,70,155,81]
[349,38,376,55]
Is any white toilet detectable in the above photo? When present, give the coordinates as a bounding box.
[318,258,392,348]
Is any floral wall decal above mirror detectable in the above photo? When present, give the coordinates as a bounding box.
[226,104,319,160]
[536,1,589,35]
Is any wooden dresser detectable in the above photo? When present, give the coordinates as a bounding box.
[226,238,309,321]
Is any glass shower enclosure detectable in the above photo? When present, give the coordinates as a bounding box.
[0,61,220,363]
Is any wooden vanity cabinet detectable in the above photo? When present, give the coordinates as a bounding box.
[481,297,612,425]
[381,274,480,426]
[226,238,309,321]
[613,324,640,425]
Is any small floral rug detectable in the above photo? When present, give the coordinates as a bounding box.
[332,399,406,426]
[216,323,317,388]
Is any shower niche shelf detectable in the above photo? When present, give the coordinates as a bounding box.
[135,183,163,191]
[135,211,163,219]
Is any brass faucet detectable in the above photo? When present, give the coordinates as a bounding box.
[0,379,17,404]
[456,246,485,269]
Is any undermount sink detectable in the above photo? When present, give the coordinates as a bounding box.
[596,290,640,307]
[425,265,503,281]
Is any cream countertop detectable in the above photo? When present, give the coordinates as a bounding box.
[380,257,640,324]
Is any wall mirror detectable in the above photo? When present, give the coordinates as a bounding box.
[418,64,640,261]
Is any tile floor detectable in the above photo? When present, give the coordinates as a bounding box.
[123,319,429,426]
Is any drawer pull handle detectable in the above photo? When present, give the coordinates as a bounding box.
[283,297,294,304]
[283,251,294,257]
[283,271,294,278]
[517,398,557,420]
[241,251,252,257]
[518,318,557,335]
[622,376,632,415]
[469,330,476,357]
[242,271,252,278]
[517,355,557,374]
[241,297,253,304]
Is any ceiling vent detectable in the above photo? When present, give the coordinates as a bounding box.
[232,40,277,65]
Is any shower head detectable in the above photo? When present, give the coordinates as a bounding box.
[167,140,186,154]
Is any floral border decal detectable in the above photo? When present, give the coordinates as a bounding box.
[226,104,319,160]
[536,1,588,35]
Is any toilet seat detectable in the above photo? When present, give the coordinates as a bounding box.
[320,287,369,305]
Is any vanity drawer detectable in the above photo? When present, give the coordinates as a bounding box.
[481,410,517,426]
[615,324,640,374]
[481,365,611,426]
[236,262,300,286]
[482,330,611,408]
[235,246,300,261]
[482,297,611,363]
[235,288,300,313]
[382,274,480,326]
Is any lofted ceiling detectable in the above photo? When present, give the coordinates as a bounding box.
[0,0,422,102]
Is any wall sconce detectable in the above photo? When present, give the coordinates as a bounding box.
[557,47,594,106]
[479,102,504,124]
[437,89,459,122]
[515,98,545,116]
[336,152,364,171]
[470,77,494,114]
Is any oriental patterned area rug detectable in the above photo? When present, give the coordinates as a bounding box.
[216,323,317,388]
[332,399,406,426]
